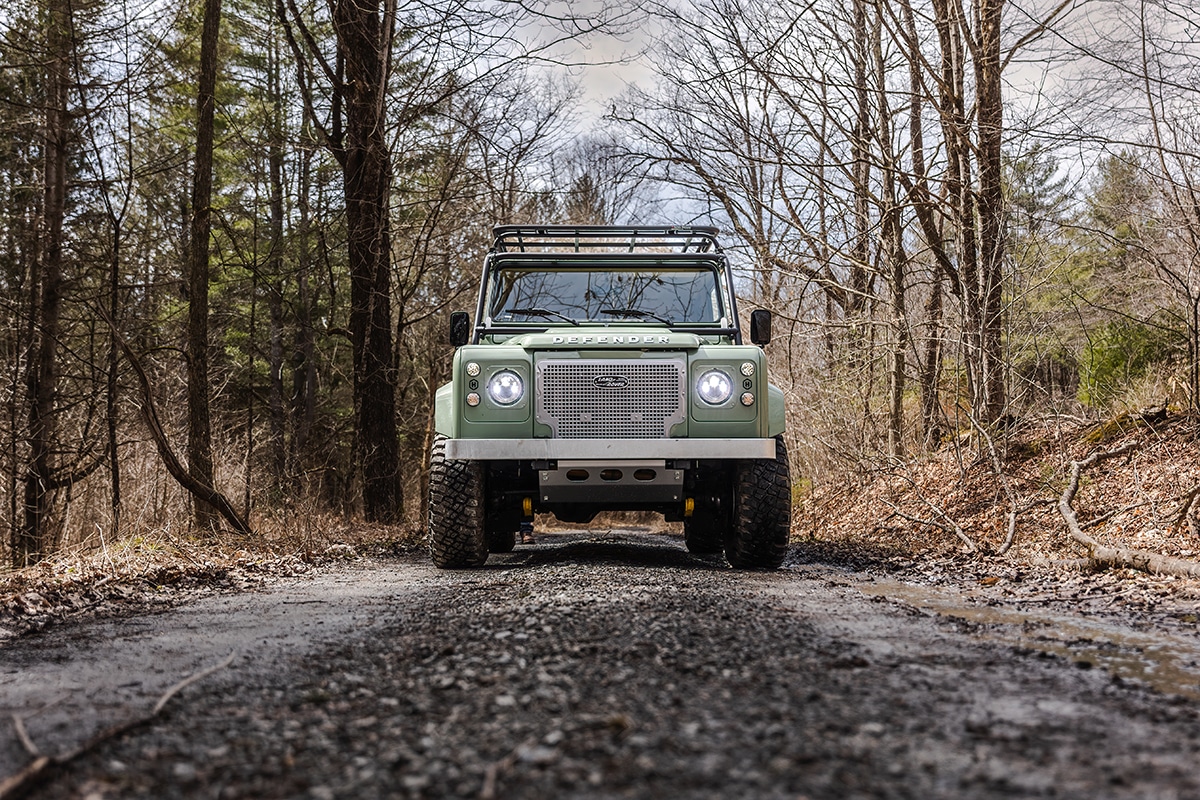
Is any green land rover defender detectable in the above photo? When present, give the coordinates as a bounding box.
[428,225,791,569]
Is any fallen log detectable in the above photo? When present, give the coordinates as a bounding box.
[1058,442,1200,579]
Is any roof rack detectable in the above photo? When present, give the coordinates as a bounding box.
[491,225,722,254]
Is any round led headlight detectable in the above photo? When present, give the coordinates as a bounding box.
[487,370,524,406]
[697,369,734,405]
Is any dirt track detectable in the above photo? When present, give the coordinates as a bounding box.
[3,529,1200,799]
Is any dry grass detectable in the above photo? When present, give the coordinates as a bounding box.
[0,513,422,642]
[1,429,426,597]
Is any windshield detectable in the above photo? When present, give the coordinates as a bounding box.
[487,267,724,326]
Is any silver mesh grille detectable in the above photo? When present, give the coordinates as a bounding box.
[536,359,686,438]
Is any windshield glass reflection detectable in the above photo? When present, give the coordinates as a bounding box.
[488,268,722,325]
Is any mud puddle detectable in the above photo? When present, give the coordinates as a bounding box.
[856,577,1200,700]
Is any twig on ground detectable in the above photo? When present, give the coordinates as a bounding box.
[153,652,237,715]
[479,736,538,800]
[882,462,978,553]
[999,499,1055,556]
[11,715,38,758]
[0,651,237,800]
[883,501,976,553]
[1005,585,1144,605]
[966,415,1031,556]
[0,759,51,799]
[1081,500,1154,530]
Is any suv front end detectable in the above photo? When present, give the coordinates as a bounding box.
[428,226,791,569]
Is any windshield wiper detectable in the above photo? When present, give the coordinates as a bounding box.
[504,307,579,326]
[600,307,674,326]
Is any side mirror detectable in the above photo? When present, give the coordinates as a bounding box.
[449,311,470,347]
[749,309,772,345]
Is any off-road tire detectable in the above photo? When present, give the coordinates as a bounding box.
[684,515,725,554]
[724,436,791,570]
[428,435,488,568]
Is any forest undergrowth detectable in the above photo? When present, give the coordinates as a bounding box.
[5,411,1200,641]
[800,409,1200,618]
[0,512,419,642]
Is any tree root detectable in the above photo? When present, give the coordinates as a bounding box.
[1057,442,1200,579]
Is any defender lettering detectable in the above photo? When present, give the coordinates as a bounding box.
[550,335,673,345]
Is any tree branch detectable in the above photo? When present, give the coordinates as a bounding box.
[882,499,976,553]
[1170,485,1200,535]
[97,306,252,536]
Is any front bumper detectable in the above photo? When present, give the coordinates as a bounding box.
[444,437,776,460]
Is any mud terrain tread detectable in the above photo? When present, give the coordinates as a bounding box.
[428,435,488,568]
[725,436,791,570]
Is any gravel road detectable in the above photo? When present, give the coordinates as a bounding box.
[3,528,1200,799]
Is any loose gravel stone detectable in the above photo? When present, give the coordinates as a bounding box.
[4,530,1200,799]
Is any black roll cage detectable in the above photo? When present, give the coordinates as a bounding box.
[472,225,743,343]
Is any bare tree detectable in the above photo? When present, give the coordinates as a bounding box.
[1137,8,1200,411]
[275,0,620,521]
[1028,0,1200,412]
[186,0,224,531]
[275,0,403,521]
[970,0,1008,423]
[16,0,74,565]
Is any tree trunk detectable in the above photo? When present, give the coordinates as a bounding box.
[244,264,257,517]
[868,4,907,458]
[899,0,946,443]
[291,144,316,467]
[187,0,223,532]
[107,214,122,534]
[848,0,873,341]
[1190,298,1199,411]
[17,0,71,567]
[334,0,401,523]
[266,41,287,490]
[919,279,945,442]
[931,0,1006,426]
[973,0,1007,423]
